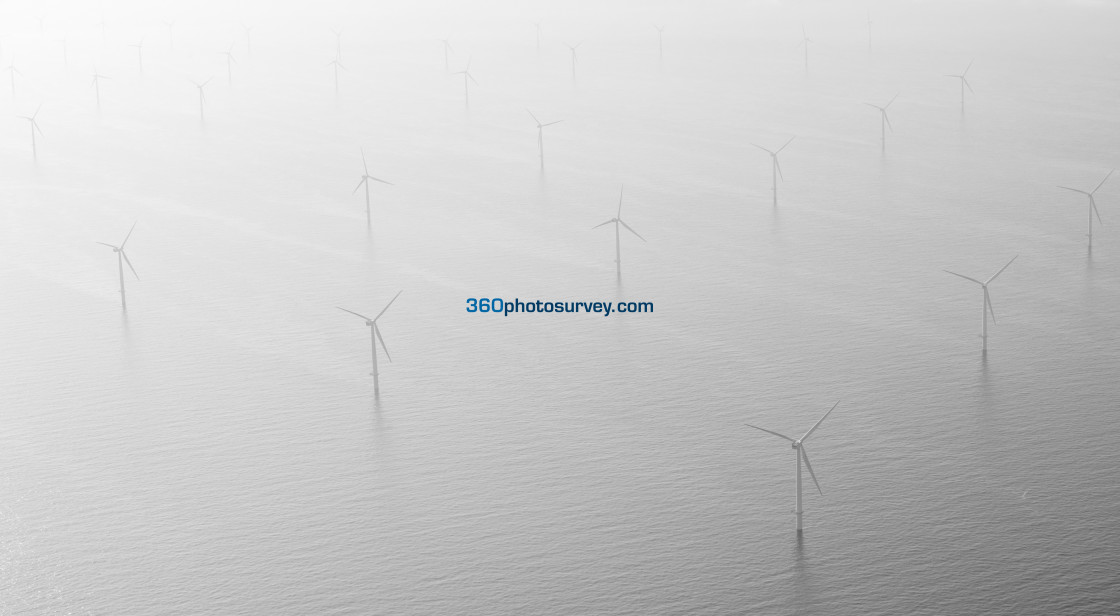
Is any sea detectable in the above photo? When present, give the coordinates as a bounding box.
[1,1,1118,614]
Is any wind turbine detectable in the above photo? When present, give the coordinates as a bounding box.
[220,45,236,86]
[593,186,646,282]
[164,20,175,50]
[330,28,343,61]
[801,26,811,76]
[945,60,974,114]
[241,22,253,57]
[944,255,1017,353]
[746,401,838,533]
[18,105,44,161]
[129,39,144,75]
[353,148,393,230]
[864,93,898,153]
[91,69,109,110]
[96,222,139,310]
[654,25,664,60]
[440,38,453,72]
[1059,169,1113,250]
[7,62,21,97]
[565,42,580,80]
[338,290,403,396]
[752,137,794,208]
[527,109,562,170]
[454,56,478,107]
[328,57,345,96]
[191,77,212,121]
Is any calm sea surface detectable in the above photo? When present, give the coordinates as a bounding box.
[1,1,1119,614]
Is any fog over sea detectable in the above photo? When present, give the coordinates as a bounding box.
[1,1,1119,614]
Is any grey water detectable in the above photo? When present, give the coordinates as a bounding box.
[2,1,1119,614]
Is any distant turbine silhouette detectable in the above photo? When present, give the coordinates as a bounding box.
[164,20,175,50]
[801,26,811,76]
[440,38,453,72]
[338,290,403,396]
[330,28,343,61]
[221,45,236,85]
[945,60,974,114]
[593,186,646,282]
[129,39,144,75]
[1059,170,1113,251]
[91,69,110,110]
[751,137,794,208]
[746,401,839,533]
[97,222,140,310]
[654,25,664,60]
[191,77,212,121]
[455,56,478,107]
[864,93,898,153]
[353,148,393,230]
[527,109,562,170]
[8,62,21,97]
[328,57,345,96]
[944,255,1017,353]
[565,42,580,80]
[18,105,44,161]
[58,39,68,68]
[241,22,253,57]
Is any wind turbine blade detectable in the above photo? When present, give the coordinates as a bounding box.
[775,157,784,180]
[884,111,894,132]
[375,325,392,362]
[617,185,624,218]
[368,176,393,186]
[886,92,899,108]
[361,148,369,174]
[744,423,794,442]
[963,77,974,94]
[863,102,881,110]
[801,400,839,442]
[543,120,563,127]
[337,306,373,321]
[373,290,403,322]
[1058,186,1090,196]
[943,269,983,286]
[751,143,774,155]
[592,219,616,229]
[1092,169,1114,194]
[120,221,137,248]
[986,290,997,324]
[985,254,1018,285]
[353,177,366,194]
[468,73,479,85]
[95,242,118,249]
[776,137,795,153]
[963,59,973,76]
[1091,197,1103,224]
[121,251,139,280]
[619,219,646,242]
[800,447,824,495]
[526,108,540,125]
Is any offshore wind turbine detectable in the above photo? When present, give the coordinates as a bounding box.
[455,56,478,107]
[800,26,811,76]
[220,45,236,85]
[191,77,212,121]
[945,60,974,114]
[8,62,21,97]
[752,137,794,208]
[330,28,343,61]
[654,25,664,60]
[746,401,838,533]
[338,290,403,396]
[91,69,109,109]
[527,109,562,170]
[1059,169,1113,250]
[328,57,345,96]
[164,20,175,50]
[440,38,453,72]
[353,148,393,230]
[18,105,44,161]
[864,93,898,153]
[593,186,646,282]
[944,255,1017,352]
[97,222,140,310]
[129,39,144,75]
[565,42,580,80]
[241,22,253,57]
